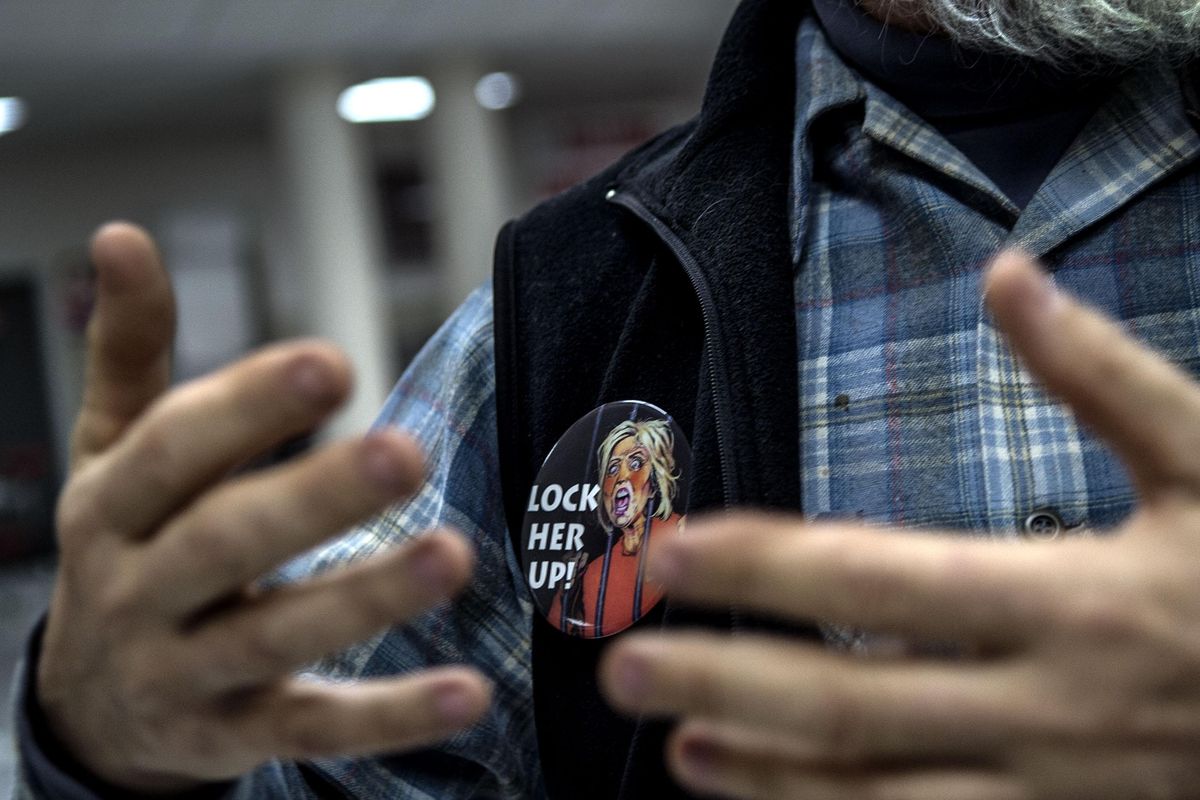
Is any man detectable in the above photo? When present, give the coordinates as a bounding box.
[16,0,1200,797]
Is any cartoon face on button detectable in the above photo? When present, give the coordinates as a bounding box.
[596,419,679,531]
[603,435,652,528]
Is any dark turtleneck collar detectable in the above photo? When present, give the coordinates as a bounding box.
[811,0,1105,118]
[810,0,1111,209]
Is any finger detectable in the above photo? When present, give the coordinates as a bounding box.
[1012,747,1200,800]
[984,250,1200,496]
[179,530,473,691]
[143,429,426,616]
[601,633,1041,763]
[232,669,491,767]
[72,222,175,470]
[77,340,353,538]
[648,512,1059,642]
[667,721,1026,800]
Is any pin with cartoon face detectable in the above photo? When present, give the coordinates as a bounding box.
[521,401,692,638]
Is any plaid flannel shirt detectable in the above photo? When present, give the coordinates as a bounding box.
[794,17,1200,542]
[18,14,1200,800]
[243,286,543,799]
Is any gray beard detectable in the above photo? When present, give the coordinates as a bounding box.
[868,0,1200,70]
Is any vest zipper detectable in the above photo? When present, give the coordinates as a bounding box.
[606,190,738,508]
[607,189,746,800]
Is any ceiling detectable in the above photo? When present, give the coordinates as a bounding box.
[0,1,741,139]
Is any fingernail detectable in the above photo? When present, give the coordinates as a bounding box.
[679,737,719,780]
[291,359,334,404]
[648,543,687,588]
[412,544,457,594]
[993,251,1062,316]
[434,683,481,726]
[363,436,411,491]
[611,650,651,707]
[1026,267,1062,314]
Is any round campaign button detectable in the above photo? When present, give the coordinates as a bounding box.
[521,401,692,638]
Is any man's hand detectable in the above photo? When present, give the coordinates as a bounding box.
[601,252,1200,799]
[36,223,491,792]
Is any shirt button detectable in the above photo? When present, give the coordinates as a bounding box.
[1023,510,1063,541]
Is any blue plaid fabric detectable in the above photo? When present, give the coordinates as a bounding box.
[794,17,1200,537]
[250,286,544,799]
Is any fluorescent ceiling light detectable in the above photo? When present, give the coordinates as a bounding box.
[0,97,27,135]
[337,77,435,123]
[474,72,521,110]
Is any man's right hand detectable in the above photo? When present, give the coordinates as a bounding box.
[34,222,492,793]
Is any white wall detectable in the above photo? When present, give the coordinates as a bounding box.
[0,83,705,476]
[0,128,277,471]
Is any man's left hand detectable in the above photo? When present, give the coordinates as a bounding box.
[600,252,1200,799]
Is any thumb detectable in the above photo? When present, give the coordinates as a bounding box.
[71,222,176,471]
[984,250,1200,497]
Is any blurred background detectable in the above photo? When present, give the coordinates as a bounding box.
[0,0,738,788]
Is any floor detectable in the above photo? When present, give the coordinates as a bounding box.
[0,556,57,796]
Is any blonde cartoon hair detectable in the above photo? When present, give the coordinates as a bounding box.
[595,419,679,530]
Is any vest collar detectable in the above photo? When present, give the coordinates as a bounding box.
[607,0,808,511]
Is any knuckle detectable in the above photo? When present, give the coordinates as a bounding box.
[71,406,121,454]
[349,568,422,624]
[677,659,723,718]
[96,570,147,622]
[128,712,222,773]
[176,510,250,580]
[231,621,291,675]
[54,494,91,547]
[282,726,337,760]
[826,542,901,621]
[121,713,175,770]
[278,697,339,758]
[132,409,186,494]
[1076,695,1140,742]
[56,462,119,544]
[1042,677,1154,745]
[1064,591,1145,645]
[169,717,225,764]
[117,652,173,710]
[709,524,777,601]
[55,474,96,539]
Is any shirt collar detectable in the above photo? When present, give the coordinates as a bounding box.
[791,16,866,263]
[1010,66,1200,257]
[861,83,1020,218]
[794,13,1200,257]
[794,15,864,131]
[792,16,1014,252]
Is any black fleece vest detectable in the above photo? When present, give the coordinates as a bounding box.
[494,1,810,796]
